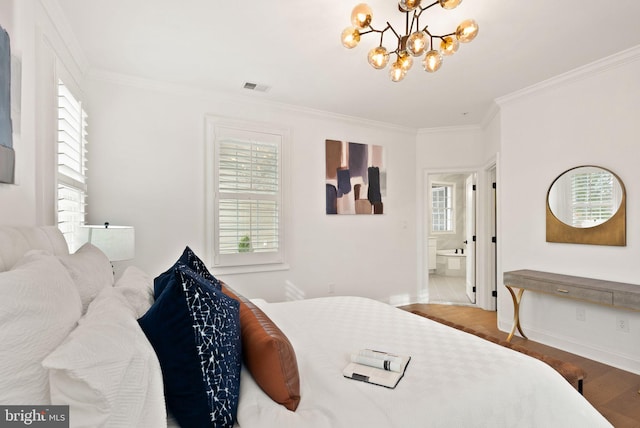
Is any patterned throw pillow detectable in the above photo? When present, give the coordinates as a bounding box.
[154,246,220,298]
[139,264,241,428]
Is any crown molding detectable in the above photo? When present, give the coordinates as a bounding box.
[416,123,482,136]
[496,45,640,106]
[479,102,500,129]
[87,69,417,135]
[38,0,89,75]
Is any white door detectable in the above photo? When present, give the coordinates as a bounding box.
[465,175,476,303]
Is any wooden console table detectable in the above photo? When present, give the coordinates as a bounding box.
[503,269,640,342]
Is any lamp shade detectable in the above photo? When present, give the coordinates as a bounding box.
[81,224,135,261]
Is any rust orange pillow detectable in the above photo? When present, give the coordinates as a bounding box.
[222,284,301,411]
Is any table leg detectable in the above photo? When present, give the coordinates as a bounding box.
[506,285,527,342]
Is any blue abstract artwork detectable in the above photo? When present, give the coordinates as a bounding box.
[325,139,386,215]
[0,25,15,184]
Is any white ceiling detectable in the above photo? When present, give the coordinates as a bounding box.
[56,0,640,129]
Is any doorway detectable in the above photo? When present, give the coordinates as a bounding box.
[425,172,476,306]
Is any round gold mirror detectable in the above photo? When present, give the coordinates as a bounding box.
[546,165,626,246]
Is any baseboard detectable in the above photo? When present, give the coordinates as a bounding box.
[498,319,640,375]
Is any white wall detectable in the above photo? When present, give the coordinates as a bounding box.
[85,75,418,304]
[497,49,640,374]
[0,0,37,226]
[414,126,493,305]
[0,0,87,227]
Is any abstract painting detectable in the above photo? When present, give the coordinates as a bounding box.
[0,25,14,184]
[325,139,386,215]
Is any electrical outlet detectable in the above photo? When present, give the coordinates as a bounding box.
[576,307,586,322]
[616,317,630,333]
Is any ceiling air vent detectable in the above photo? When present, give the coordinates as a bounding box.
[242,82,270,93]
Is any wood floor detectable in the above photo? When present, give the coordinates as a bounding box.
[401,303,640,428]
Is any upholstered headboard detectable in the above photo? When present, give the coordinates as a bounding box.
[0,226,69,272]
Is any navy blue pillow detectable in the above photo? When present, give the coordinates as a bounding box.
[139,264,241,428]
[154,246,220,298]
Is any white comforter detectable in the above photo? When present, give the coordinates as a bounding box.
[235,296,611,428]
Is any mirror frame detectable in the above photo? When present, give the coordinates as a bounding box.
[546,165,626,246]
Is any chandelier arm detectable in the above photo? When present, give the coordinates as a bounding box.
[420,1,440,12]
[386,23,404,54]
[411,11,419,35]
[387,22,402,42]
[360,22,391,37]
[362,23,393,47]
[405,10,410,35]
[439,32,456,39]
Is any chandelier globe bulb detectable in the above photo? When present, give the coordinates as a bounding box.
[440,36,459,56]
[397,51,413,70]
[351,3,373,29]
[406,31,429,57]
[368,46,390,69]
[439,0,462,10]
[389,61,407,82]
[456,19,479,43]
[399,0,422,12]
[423,50,443,72]
[341,26,361,48]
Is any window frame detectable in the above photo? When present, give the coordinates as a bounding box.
[431,181,455,234]
[205,116,289,273]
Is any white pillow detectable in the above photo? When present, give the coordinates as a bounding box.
[42,286,167,428]
[58,243,114,313]
[113,266,154,318]
[0,250,82,404]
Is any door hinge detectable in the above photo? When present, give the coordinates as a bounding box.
[473,286,477,293]
[492,290,498,298]
[472,235,476,242]
[472,184,476,191]
[492,182,496,189]
[491,236,497,243]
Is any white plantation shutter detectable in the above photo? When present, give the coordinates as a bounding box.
[218,139,280,255]
[57,80,88,251]
[207,118,286,268]
[571,171,615,227]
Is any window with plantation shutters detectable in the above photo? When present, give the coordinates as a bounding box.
[431,183,454,233]
[206,117,287,269]
[57,79,88,252]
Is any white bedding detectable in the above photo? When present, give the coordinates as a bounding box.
[0,226,611,427]
[234,296,611,428]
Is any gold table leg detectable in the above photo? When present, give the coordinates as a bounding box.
[506,285,527,342]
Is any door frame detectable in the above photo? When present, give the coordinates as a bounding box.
[419,163,497,310]
[465,173,477,303]
[421,168,478,306]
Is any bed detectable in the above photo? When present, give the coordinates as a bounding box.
[0,226,612,427]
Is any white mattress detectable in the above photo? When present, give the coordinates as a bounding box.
[234,296,611,428]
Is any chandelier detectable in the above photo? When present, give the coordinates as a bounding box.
[340,0,479,82]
